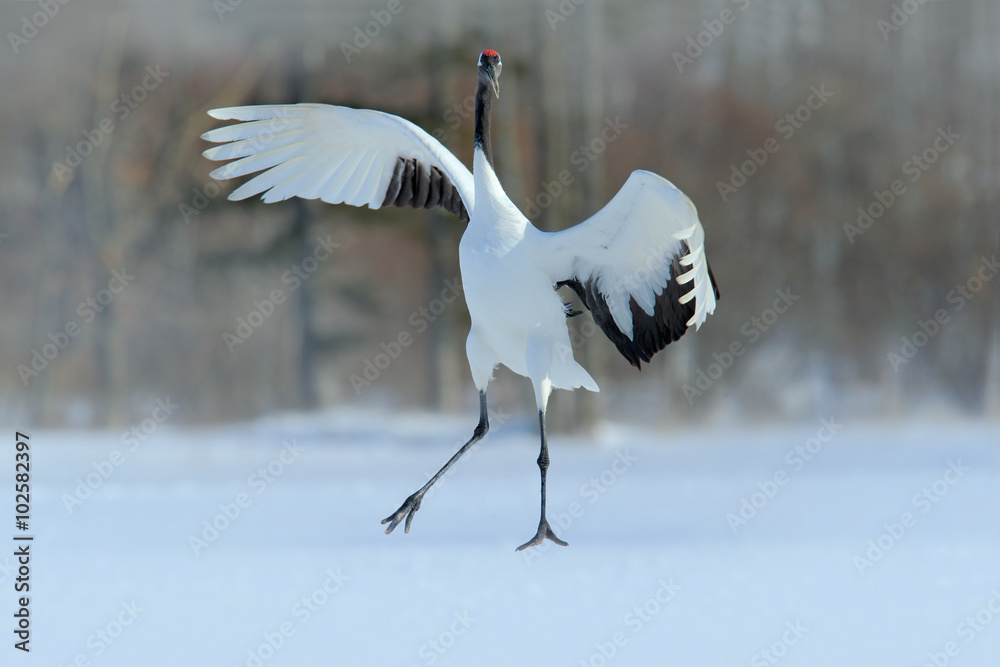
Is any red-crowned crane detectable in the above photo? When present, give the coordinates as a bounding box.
[202,49,719,551]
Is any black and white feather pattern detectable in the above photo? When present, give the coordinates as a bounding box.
[544,170,719,368]
[202,107,717,371]
[201,104,473,220]
[381,157,469,221]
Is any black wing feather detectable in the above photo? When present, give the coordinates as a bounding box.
[382,156,469,222]
[558,253,720,369]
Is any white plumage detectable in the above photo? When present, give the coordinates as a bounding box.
[202,107,716,396]
[202,50,718,550]
[203,104,474,210]
[545,169,716,330]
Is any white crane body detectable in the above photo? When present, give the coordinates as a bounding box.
[203,50,718,549]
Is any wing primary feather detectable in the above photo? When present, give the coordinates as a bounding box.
[395,158,416,206]
[203,104,475,220]
[412,165,430,208]
[557,253,719,368]
[425,166,443,208]
[381,157,405,207]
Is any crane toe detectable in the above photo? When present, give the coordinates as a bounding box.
[515,519,569,551]
[381,491,423,535]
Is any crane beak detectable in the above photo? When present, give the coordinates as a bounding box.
[486,66,500,98]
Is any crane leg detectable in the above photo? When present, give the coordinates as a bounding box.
[382,390,489,536]
[515,408,568,551]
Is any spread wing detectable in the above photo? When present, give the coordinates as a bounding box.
[201,104,473,221]
[544,170,719,368]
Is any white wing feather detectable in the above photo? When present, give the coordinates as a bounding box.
[544,170,717,333]
[201,104,474,212]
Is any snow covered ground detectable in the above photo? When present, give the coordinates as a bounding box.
[9,410,1000,666]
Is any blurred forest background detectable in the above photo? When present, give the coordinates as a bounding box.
[1,0,997,428]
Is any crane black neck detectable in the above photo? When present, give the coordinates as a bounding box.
[473,76,494,166]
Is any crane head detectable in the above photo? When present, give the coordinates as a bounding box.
[478,50,502,98]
